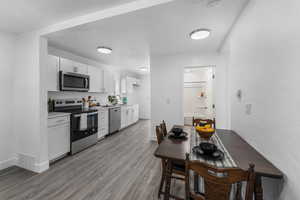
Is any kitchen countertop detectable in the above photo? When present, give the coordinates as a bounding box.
[93,105,123,110]
[48,112,71,119]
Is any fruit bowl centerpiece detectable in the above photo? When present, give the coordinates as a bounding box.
[195,125,215,140]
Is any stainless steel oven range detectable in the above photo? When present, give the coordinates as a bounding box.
[53,99,98,154]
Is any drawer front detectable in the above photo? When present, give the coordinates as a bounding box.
[48,116,70,127]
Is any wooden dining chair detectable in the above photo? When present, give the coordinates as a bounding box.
[185,153,255,200]
[160,120,168,137]
[192,117,216,128]
[155,126,185,200]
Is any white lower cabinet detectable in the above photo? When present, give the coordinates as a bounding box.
[121,106,127,129]
[133,104,139,123]
[48,115,70,162]
[120,104,139,129]
[98,109,109,139]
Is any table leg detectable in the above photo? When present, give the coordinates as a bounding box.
[255,175,263,200]
[164,160,173,200]
[235,182,242,200]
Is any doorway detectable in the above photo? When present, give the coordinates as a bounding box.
[183,66,215,125]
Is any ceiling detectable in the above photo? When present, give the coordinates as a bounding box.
[47,0,248,72]
[0,0,136,33]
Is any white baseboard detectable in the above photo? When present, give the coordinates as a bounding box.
[17,153,49,173]
[34,161,49,173]
[0,157,18,170]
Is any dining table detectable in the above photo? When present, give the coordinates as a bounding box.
[154,125,283,200]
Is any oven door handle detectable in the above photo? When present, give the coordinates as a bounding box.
[73,112,98,118]
[87,112,98,116]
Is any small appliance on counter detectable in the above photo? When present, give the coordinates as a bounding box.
[53,98,98,154]
[122,97,128,104]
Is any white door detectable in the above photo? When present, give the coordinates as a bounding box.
[183,67,215,125]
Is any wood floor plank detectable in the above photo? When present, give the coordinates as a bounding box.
[0,120,183,200]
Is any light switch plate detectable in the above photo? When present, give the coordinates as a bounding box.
[245,104,252,115]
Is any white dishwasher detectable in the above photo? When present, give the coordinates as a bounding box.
[48,113,70,162]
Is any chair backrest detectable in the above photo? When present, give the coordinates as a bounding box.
[193,117,216,128]
[160,120,168,137]
[185,154,255,200]
[155,126,164,144]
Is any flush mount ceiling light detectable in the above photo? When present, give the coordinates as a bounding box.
[189,29,211,40]
[97,46,112,54]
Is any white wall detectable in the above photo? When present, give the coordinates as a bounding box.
[224,0,300,199]
[13,33,49,172]
[150,52,229,139]
[0,32,16,170]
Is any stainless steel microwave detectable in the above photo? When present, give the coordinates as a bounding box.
[59,71,90,92]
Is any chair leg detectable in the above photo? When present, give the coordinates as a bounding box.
[235,182,242,200]
[254,175,264,200]
[164,160,173,200]
[158,169,165,198]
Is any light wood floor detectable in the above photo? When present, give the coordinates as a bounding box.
[0,120,184,200]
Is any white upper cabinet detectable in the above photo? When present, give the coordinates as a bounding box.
[46,55,60,91]
[115,79,120,96]
[121,76,140,95]
[121,78,127,94]
[60,58,88,74]
[103,69,115,95]
[88,66,103,93]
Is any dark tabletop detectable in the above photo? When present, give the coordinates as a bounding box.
[154,126,283,179]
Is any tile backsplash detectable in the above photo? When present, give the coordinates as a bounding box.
[48,91,109,105]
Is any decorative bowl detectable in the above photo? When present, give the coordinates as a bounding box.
[199,142,217,155]
[172,127,183,136]
[195,126,215,140]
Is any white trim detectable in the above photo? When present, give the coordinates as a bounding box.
[17,153,35,172]
[0,157,18,170]
[16,153,49,173]
[34,161,49,173]
[0,155,49,173]
[40,0,175,35]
